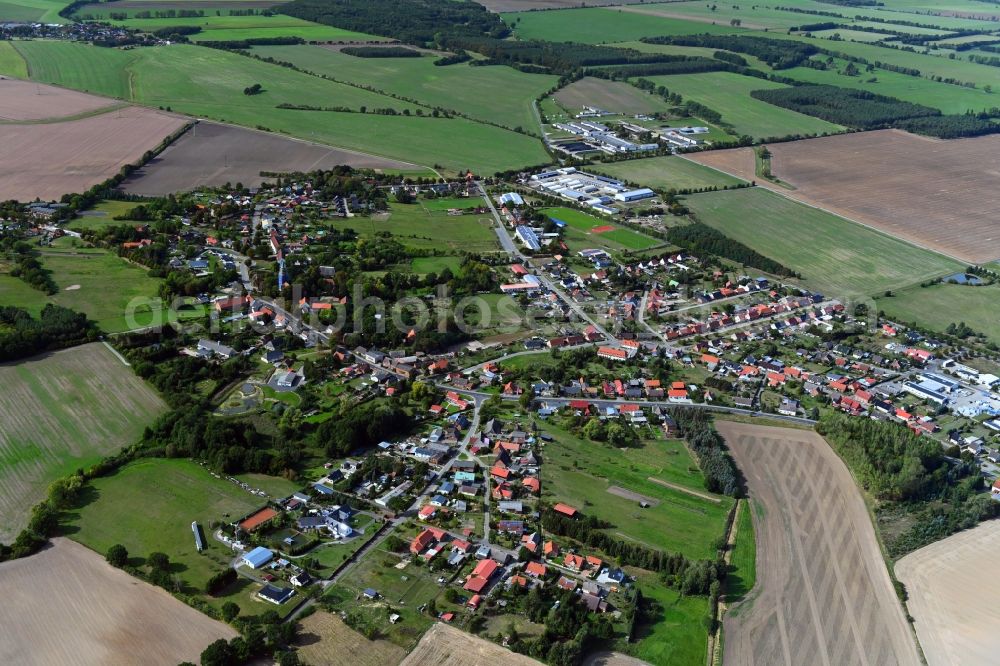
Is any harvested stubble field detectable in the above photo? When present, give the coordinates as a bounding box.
[400,623,543,666]
[0,538,235,665]
[895,520,1000,666]
[717,422,920,666]
[121,121,421,196]
[0,105,187,201]
[0,343,166,542]
[295,611,405,666]
[0,77,117,121]
[687,131,1000,264]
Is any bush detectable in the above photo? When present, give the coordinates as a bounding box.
[106,544,128,568]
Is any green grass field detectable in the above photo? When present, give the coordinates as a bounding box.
[0,40,27,78]
[0,0,65,22]
[98,14,382,43]
[632,572,710,666]
[683,188,963,299]
[4,41,550,173]
[876,281,1000,345]
[335,202,500,253]
[410,256,463,274]
[503,6,740,44]
[541,421,732,560]
[643,72,843,139]
[542,207,661,253]
[250,45,557,133]
[66,458,293,618]
[37,241,165,333]
[0,343,167,543]
[0,274,46,315]
[592,156,746,192]
[66,200,140,231]
[725,500,756,601]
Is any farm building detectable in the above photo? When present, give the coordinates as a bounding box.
[238,507,279,532]
[258,584,295,605]
[614,188,655,203]
[242,546,274,569]
[191,521,204,552]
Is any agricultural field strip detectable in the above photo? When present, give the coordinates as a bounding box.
[719,422,921,666]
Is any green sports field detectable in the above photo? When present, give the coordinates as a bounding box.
[643,72,844,139]
[3,41,549,173]
[250,45,557,132]
[876,282,1000,345]
[540,421,733,561]
[592,155,746,192]
[683,188,963,299]
[542,206,662,253]
[67,458,292,618]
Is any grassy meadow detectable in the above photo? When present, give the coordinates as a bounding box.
[540,421,732,561]
[66,458,293,618]
[683,188,963,299]
[0,0,65,22]
[592,155,746,191]
[503,6,740,44]
[335,201,500,253]
[3,41,550,173]
[542,206,662,254]
[876,282,1000,345]
[98,13,381,43]
[251,45,558,133]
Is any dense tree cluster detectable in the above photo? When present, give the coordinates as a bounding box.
[670,408,743,497]
[750,85,1000,137]
[340,46,421,58]
[312,400,411,457]
[7,241,57,294]
[817,413,998,556]
[282,0,509,45]
[0,305,95,362]
[665,223,797,278]
[642,34,819,69]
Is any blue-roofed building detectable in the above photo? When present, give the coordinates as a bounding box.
[515,225,541,251]
[242,546,273,569]
[313,482,335,495]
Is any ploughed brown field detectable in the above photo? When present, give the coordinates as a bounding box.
[717,421,920,666]
[895,521,1000,666]
[0,78,120,121]
[0,105,187,201]
[686,130,1000,264]
[120,121,418,196]
[400,623,544,666]
[0,538,235,665]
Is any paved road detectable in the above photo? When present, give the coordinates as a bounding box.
[477,181,615,343]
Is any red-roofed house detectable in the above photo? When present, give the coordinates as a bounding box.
[553,503,578,518]
[525,561,547,578]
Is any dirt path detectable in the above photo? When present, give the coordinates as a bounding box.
[895,520,1000,666]
[647,476,723,503]
[717,422,920,666]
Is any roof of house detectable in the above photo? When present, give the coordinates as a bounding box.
[553,503,578,517]
[242,546,273,568]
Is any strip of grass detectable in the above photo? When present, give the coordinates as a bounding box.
[875,281,1000,345]
[0,40,27,78]
[102,14,382,43]
[541,420,732,560]
[591,156,746,192]
[725,500,756,601]
[683,187,963,299]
